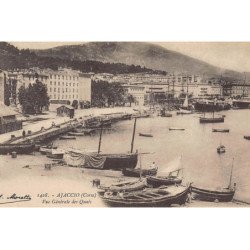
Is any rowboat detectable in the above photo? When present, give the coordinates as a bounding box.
[99,179,147,193]
[139,133,153,137]
[0,143,35,155]
[59,135,76,140]
[161,113,172,117]
[212,129,230,133]
[147,176,182,187]
[217,145,226,154]
[98,184,191,207]
[46,148,65,159]
[191,185,236,202]
[122,167,158,178]
[244,136,250,140]
[169,127,185,131]
[147,157,183,187]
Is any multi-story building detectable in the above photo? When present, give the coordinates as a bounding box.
[0,70,5,104]
[6,68,92,106]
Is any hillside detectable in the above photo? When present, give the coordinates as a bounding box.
[34,42,244,79]
[0,42,164,75]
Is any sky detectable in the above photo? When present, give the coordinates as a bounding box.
[11,42,250,73]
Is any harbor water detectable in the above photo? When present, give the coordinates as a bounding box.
[51,109,250,203]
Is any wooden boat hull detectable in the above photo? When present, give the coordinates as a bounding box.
[0,143,35,154]
[191,186,235,202]
[99,180,146,193]
[139,133,153,137]
[59,136,76,140]
[122,167,157,177]
[161,113,172,117]
[169,128,185,131]
[200,117,224,123]
[101,153,138,170]
[244,136,250,140]
[212,129,229,133]
[147,176,182,187]
[99,185,190,207]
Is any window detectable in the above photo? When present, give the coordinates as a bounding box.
[66,76,68,80]
[54,75,56,79]
[66,88,68,92]
[73,83,75,87]
[69,95,71,99]
[73,95,74,98]
[50,88,52,92]
[50,75,52,79]
[54,94,56,98]
[62,82,64,86]
[50,81,52,85]
[54,82,56,85]
[69,76,71,80]
[58,75,60,79]
[58,82,60,85]
[58,88,60,92]
[73,77,75,81]
[62,76,64,80]
[69,83,71,86]
[54,88,56,92]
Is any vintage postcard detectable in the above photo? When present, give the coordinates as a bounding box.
[0,41,249,207]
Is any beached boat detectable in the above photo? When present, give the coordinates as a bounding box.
[146,157,183,187]
[212,129,230,133]
[59,135,76,140]
[98,184,191,207]
[147,176,182,187]
[244,136,250,140]
[161,113,172,117]
[39,144,58,155]
[191,185,236,202]
[0,143,35,155]
[191,158,236,202]
[169,127,185,131]
[122,167,158,178]
[139,133,153,137]
[217,144,226,154]
[99,179,147,193]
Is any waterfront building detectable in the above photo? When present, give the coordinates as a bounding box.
[6,68,92,106]
[0,70,5,104]
[0,103,22,134]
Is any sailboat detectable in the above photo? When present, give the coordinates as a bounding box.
[199,100,224,123]
[191,159,236,202]
[63,118,138,170]
[177,95,193,115]
[146,156,183,187]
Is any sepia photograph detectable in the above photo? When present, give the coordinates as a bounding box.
[0,41,249,207]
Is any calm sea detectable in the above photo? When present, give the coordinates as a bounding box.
[54,109,250,203]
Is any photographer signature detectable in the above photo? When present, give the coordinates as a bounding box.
[0,193,31,204]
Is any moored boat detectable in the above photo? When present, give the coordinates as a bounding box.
[59,135,76,140]
[98,184,191,207]
[244,136,250,140]
[139,133,153,137]
[200,117,224,123]
[0,143,35,155]
[212,128,229,133]
[46,148,65,159]
[169,127,185,131]
[122,167,158,177]
[217,144,226,154]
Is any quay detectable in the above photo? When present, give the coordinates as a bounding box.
[0,107,140,145]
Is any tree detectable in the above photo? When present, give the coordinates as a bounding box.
[18,80,50,114]
[72,100,78,109]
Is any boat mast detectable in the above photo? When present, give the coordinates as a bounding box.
[97,122,103,154]
[130,118,137,153]
[139,149,142,180]
[228,158,234,188]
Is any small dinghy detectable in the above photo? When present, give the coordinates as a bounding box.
[217,144,226,154]
[169,127,185,131]
[139,133,153,137]
[244,135,250,140]
[212,129,230,133]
